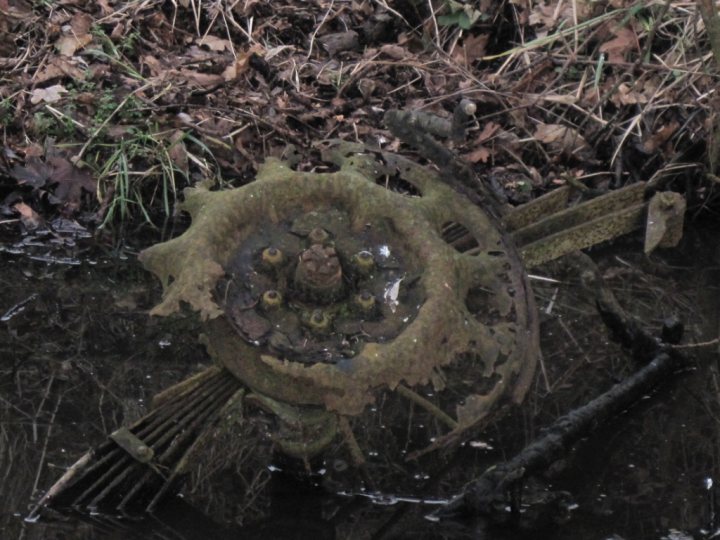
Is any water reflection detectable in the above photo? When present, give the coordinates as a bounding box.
[1,225,720,539]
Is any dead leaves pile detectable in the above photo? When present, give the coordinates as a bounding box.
[0,0,717,241]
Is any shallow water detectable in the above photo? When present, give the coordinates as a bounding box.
[1,224,719,540]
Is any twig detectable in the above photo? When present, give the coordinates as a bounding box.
[431,350,682,520]
[306,0,335,60]
[431,252,689,520]
[31,390,64,500]
[32,373,55,444]
[671,337,720,349]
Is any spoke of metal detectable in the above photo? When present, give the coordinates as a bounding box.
[146,388,246,512]
[117,382,241,510]
[41,367,244,513]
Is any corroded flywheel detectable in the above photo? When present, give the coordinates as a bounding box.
[140,141,539,455]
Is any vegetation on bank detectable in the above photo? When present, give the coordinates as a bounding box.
[1,0,720,235]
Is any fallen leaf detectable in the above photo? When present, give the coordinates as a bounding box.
[452,33,488,65]
[230,307,271,341]
[379,43,407,60]
[529,0,594,30]
[476,121,501,143]
[534,123,592,158]
[222,44,264,81]
[70,12,92,35]
[320,31,359,56]
[222,54,252,81]
[197,35,232,51]
[12,202,42,230]
[166,130,189,176]
[383,277,403,313]
[610,82,648,106]
[640,121,679,154]
[55,33,93,56]
[180,69,224,87]
[463,146,491,163]
[47,155,97,213]
[599,25,637,63]
[10,156,53,187]
[34,56,86,83]
[30,84,68,104]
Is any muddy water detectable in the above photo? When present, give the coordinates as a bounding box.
[1,225,719,540]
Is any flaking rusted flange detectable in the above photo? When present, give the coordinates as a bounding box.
[140,141,539,441]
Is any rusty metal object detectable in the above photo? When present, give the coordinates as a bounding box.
[39,136,689,516]
[506,182,647,267]
[36,367,243,513]
[139,140,540,458]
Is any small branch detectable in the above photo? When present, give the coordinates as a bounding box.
[31,390,64,500]
[431,251,689,520]
[431,350,682,520]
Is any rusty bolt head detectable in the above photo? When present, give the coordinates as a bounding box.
[308,227,331,244]
[261,289,283,309]
[354,290,376,311]
[261,246,284,266]
[296,245,342,286]
[306,309,332,333]
[352,250,374,274]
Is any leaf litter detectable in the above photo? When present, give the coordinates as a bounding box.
[0,0,718,242]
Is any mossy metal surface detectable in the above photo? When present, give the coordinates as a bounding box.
[140,141,539,452]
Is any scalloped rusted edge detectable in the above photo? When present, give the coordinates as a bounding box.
[140,143,539,431]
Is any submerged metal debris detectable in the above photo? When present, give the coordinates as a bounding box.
[138,140,540,457]
[36,368,242,514]
[38,134,687,518]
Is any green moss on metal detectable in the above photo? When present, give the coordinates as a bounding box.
[140,141,539,453]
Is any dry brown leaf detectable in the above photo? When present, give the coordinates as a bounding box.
[12,202,42,230]
[47,155,97,214]
[34,56,86,83]
[599,25,637,63]
[611,82,649,106]
[463,146,492,163]
[476,121,501,143]
[180,69,225,87]
[529,0,594,31]
[10,156,52,188]
[141,54,164,77]
[222,44,264,81]
[640,121,680,154]
[97,0,114,15]
[55,33,93,56]
[70,12,92,35]
[534,123,591,158]
[320,31,359,56]
[30,84,67,104]
[452,33,488,66]
[0,0,33,20]
[197,35,232,52]
[379,43,406,60]
[166,130,189,175]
